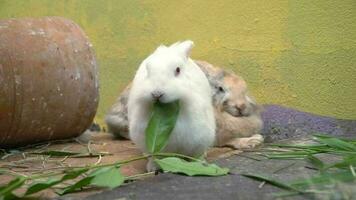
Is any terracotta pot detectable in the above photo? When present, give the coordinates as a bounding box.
[0,17,99,148]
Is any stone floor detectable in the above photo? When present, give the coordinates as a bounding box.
[83,152,302,200]
[81,105,356,200]
[2,105,355,200]
[80,139,341,200]
[0,132,236,199]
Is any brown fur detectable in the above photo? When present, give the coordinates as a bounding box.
[105,83,131,139]
[195,61,264,149]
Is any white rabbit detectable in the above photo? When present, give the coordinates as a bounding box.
[128,40,216,171]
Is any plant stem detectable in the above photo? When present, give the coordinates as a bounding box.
[152,152,203,162]
[89,154,150,169]
[125,171,155,180]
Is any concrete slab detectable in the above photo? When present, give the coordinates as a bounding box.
[2,105,355,199]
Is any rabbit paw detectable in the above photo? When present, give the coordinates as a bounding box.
[146,157,160,172]
[226,134,263,149]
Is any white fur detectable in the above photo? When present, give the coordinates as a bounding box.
[128,41,216,162]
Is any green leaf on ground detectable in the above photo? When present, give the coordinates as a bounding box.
[90,166,124,188]
[328,155,356,169]
[30,150,81,156]
[145,101,180,153]
[0,176,26,198]
[313,135,356,152]
[155,157,229,176]
[31,150,110,158]
[241,173,301,192]
[26,168,88,195]
[307,155,325,170]
[247,134,356,198]
[26,178,61,196]
[291,170,356,188]
[59,166,124,195]
[59,176,94,195]
[1,192,19,200]
[266,151,313,159]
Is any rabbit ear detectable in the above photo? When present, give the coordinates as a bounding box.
[246,95,256,105]
[214,70,226,80]
[154,45,168,53]
[247,95,264,113]
[171,40,194,58]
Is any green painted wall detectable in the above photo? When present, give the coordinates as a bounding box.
[1,0,355,125]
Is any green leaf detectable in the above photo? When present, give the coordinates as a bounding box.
[30,150,81,156]
[268,143,327,149]
[25,178,60,196]
[88,167,112,177]
[62,168,90,180]
[307,155,325,170]
[329,156,356,169]
[59,176,94,195]
[291,170,356,188]
[25,168,88,195]
[266,151,312,159]
[70,152,111,158]
[0,177,26,198]
[312,133,356,143]
[258,135,356,197]
[1,192,19,200]
[155,157,229,176]
[90,167,124,188]
[241,173,301,192]
[59,166,124,195]
[145,101,180,153]
[313,135,356,152]
[31,150,111,158]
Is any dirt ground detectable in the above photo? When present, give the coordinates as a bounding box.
[0,133,237,199]
[2,105,355,199]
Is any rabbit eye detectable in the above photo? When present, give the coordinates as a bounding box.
[175,67,181,76]
[218,86,225,92]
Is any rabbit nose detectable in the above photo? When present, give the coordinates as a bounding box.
[238,103,246,111]
[151,91,164,100]
[235,103,246,116]
[234,106,242,116]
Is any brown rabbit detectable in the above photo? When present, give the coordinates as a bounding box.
[105,83,131,139]
[106,60,263,149]
[195,61,263,149]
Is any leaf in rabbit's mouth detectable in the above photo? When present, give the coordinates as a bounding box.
[145,100,180,153]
